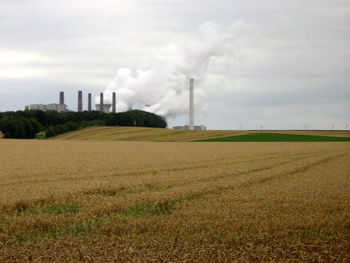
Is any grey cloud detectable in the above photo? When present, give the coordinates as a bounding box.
[0,0,349,129]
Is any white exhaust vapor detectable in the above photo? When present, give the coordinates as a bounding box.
[96,21,242,119]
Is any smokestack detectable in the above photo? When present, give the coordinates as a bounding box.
[189,78,194,130]
[78,90,83,112]
[112,92,116,113]
[59,91,64,104]
[88,93,92,111]
[100,92,104,112]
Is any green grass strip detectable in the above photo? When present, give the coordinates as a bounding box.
[122,200,177,217]
[198,133,350,142]
[7,200,177,244]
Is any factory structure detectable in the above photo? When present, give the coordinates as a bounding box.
[95,92,114,113]
[25,91,116,114]
[25,91,68,112]
[173,125,207,130]
[24,78,206,130]
[172,78,206,130]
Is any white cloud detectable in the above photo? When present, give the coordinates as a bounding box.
[0,51,50,64]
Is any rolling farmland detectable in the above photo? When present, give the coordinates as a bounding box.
[54,126,245,141]
[54,126,350,142]
[0,138,349,262]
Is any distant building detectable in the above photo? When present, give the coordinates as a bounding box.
[194,125,207,131]
[173,125,187,130]
[173,125,206,130]
[95,104,112,113]
[25,103,67,112]
[25,91,68,112]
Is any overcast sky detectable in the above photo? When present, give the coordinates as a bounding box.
[0,0,349,130]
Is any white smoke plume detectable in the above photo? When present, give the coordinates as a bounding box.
[96,21,241,119]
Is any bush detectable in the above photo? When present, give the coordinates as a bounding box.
[45,127,56,138]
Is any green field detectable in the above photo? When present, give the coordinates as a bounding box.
[199,133,350,142]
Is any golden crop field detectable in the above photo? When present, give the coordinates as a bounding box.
[54,126,246,141]
[0,139,349,262]
[54,126,350,141]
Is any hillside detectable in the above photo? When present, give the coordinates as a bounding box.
[54,126,245,141]
[54,126,350,142]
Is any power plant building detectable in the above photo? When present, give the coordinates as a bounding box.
[24,91,114,113]
[23,82,205,131]
[25,91,68,112]
[25,103,67,112]
[173,125,206,130]
[95,104,112,113]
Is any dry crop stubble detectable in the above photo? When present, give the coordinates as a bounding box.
[54,126,350,141]
[0,139,349,262]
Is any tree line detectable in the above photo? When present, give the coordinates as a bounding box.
[0,110,167,139]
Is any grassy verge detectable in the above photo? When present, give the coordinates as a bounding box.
[198,133,350,142]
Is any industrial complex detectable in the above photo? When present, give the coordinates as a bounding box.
[25,91,116,114]
[24,78,206,130]
[25,91,68,112]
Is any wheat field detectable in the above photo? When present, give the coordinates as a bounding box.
[0,139,349,262]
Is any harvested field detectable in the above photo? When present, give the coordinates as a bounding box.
[54,126,350,141]
[54,126,245,141]
[0,139,349,262]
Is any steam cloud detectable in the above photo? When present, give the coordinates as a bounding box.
[97,21,242,119]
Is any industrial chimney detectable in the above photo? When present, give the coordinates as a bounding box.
[78,90,83,112]
[100,92,104,112]
[59,91,64,104]
[189,78,194,130]
[112,92,116,113]
[88,93,92,111]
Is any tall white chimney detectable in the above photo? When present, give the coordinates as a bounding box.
[189,78,194,130]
